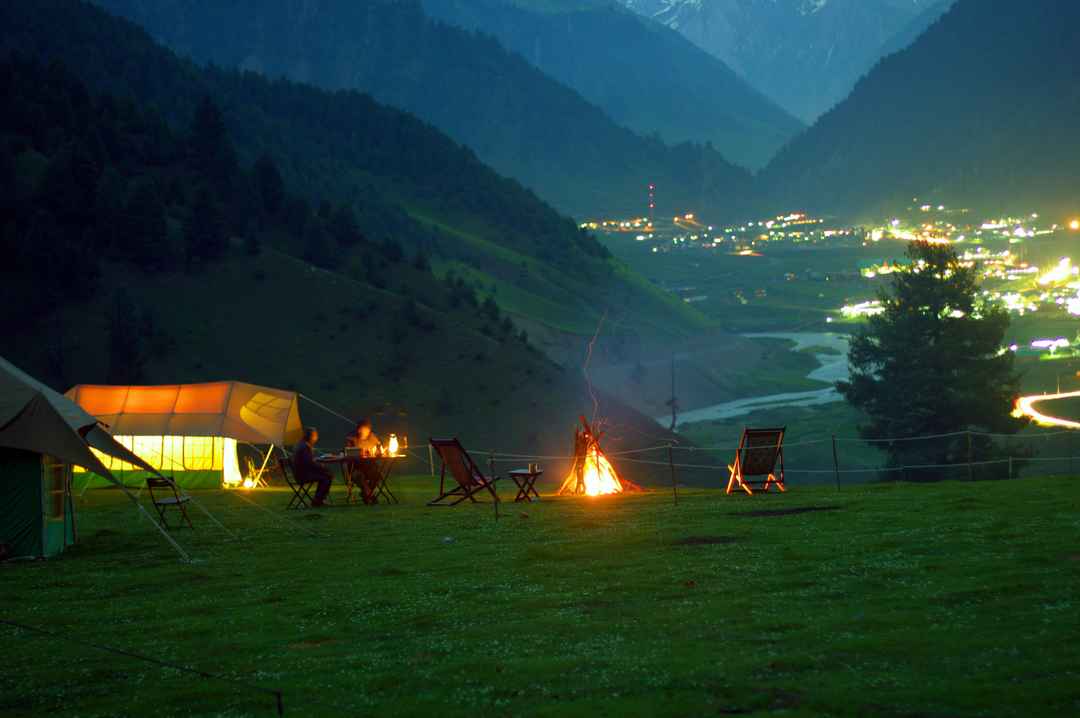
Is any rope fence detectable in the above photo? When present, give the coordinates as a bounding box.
[284,393,1080,487]
[468,427,1080,488]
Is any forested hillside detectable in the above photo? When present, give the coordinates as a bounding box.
[758,0,1080,219]
[1,0,708,347]
[90,0,754,218]
[0,52,686,471]
[422,0,802,169]
[0,0,714,472]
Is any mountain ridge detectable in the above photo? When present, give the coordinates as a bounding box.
[620,0,950,123]
[91,0,755,219]
[757,0,1080,218]
[421,0,803,169]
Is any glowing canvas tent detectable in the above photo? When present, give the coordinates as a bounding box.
[65,382,303,489]
[0,356,181,560]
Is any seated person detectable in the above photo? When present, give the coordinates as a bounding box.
[291,427,333,507]
[345,418,382,456]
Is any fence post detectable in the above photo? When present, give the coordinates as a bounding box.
[428,444,435,477]
[832,434,840,491]
[1069,432,1074,477]
[668,444,678,504]
[1009,455,1014,480]
[489,453,499,522]
[972,431,980,481]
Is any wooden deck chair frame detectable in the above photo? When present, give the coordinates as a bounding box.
[145,476,194,529]
[278,456,314,510]
[428,438,500,506]
[726,427,787,495]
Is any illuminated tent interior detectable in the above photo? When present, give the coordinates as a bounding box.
[0,356,178,560]
[65,382,303,489]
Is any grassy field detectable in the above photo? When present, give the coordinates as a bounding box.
[3,478,1079,717]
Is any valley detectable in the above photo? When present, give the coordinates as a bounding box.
[4,1,1080,715]
[590,196,1080,479]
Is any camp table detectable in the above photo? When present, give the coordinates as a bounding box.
[507,468,542,502]
[318,454,401,505]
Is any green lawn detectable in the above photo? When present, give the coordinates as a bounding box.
[2,478,1079,717]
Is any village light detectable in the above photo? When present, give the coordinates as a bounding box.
[1031,338,1070,353]
[1037,257,1076,285]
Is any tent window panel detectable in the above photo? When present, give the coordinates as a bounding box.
[182,437,222,471]
[75,436,225,473]
[132,436,165,471]
[159,436,187,472]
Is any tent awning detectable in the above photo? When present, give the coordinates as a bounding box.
[66,382,303,447]
[0,356,156,477]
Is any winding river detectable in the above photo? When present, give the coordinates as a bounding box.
[669,332,851,428]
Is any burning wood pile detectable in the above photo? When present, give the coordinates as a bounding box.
[558,416,642,497]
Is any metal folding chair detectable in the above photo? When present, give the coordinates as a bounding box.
[145,476,194,529]
[278,456,314,510]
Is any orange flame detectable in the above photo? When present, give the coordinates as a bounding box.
[563,444,623,496]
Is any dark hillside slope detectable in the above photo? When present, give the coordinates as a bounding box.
[92,0,754,218]
[759,0,1080,219]
[0,52,689,481]
[1,0,710,346]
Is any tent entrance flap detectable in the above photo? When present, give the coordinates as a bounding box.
[0,449,75,560]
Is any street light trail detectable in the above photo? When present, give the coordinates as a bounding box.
[1015,391,1080,429]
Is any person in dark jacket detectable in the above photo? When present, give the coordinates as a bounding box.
[292,427,332,507]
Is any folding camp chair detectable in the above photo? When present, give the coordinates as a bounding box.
[278,456,314,510]
[145,476,194,529]
[428,438,501,506]
[726,427,787,495]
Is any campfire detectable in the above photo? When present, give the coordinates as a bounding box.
[559,417,641,497]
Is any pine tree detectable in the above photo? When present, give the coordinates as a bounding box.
[253,153,285,216]
[184,187,227,268]
[302,218,335,269]
[329,204,364,247]
[119,181,169,270]
[188,95,236,192]
[412,250,431,273]
[106,289,146,384]
[838,241,1026,476]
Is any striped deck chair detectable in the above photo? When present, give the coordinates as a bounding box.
[726,427,786,495]
[428,438,500,506]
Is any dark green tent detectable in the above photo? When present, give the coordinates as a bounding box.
[1,356,189,561]
[0,447,75,560]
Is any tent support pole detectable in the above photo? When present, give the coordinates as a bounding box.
[120,485,190,562]
[254,444,275,486]
[186,492,236,539]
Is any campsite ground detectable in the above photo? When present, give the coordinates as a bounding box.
[2,478,1078,717]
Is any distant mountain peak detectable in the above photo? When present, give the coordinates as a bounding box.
[619,0,951,123]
